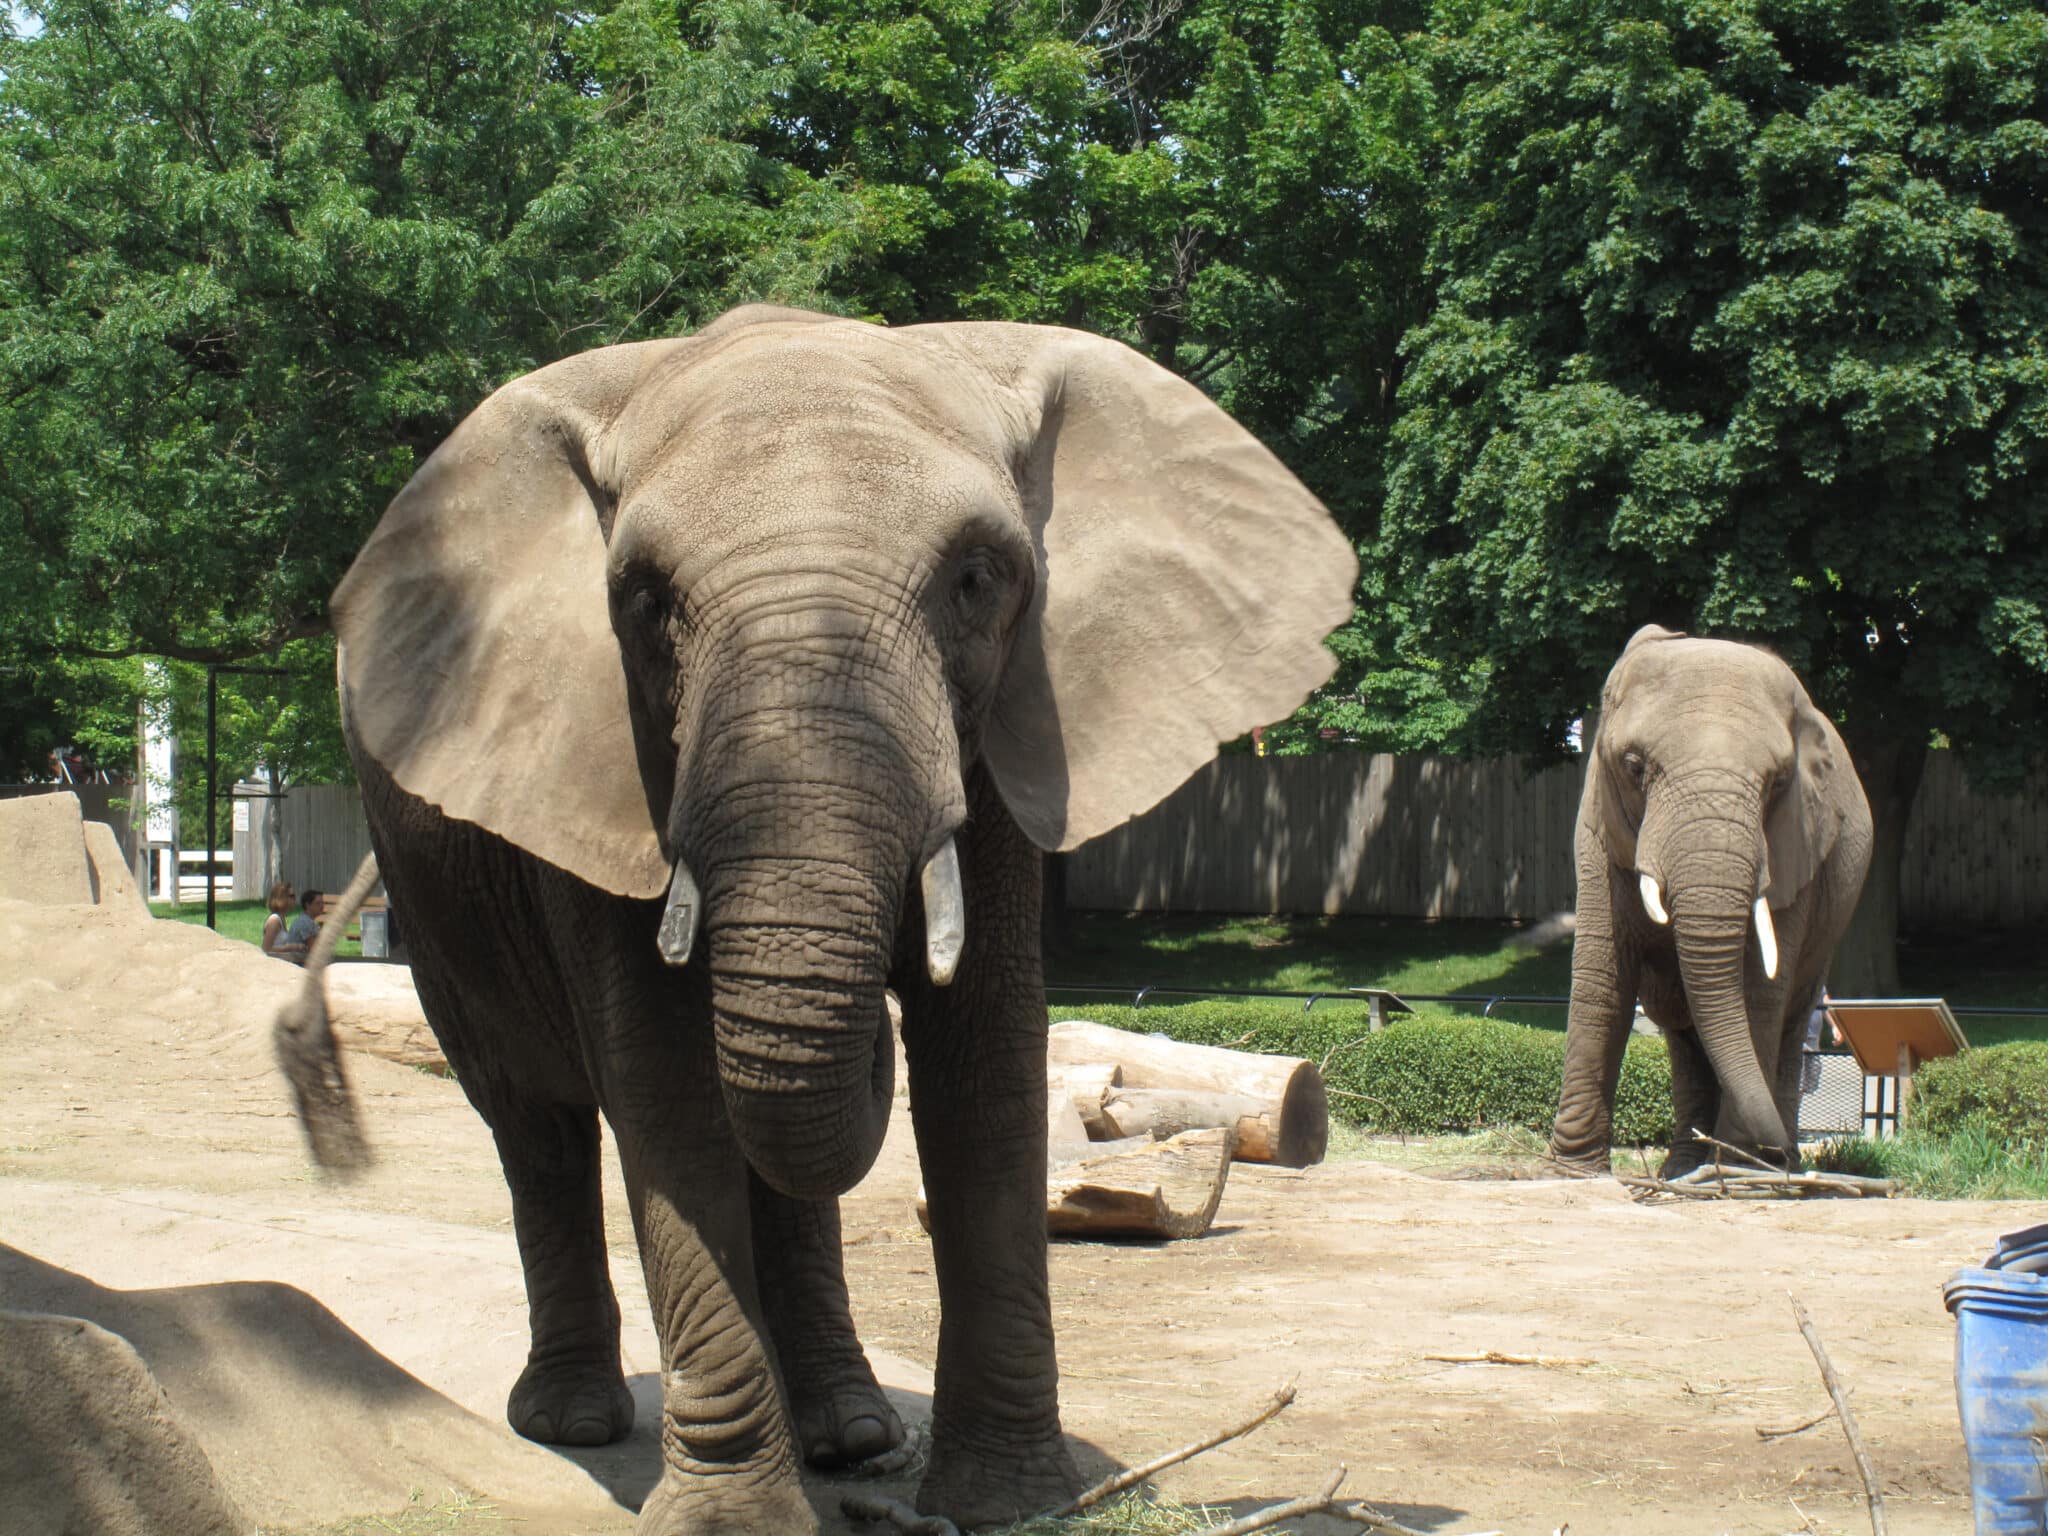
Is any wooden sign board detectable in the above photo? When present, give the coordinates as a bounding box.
[1826,999,1968,1076]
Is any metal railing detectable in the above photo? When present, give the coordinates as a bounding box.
[1047,980,2048,1021]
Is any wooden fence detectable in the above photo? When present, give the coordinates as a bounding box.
[199,748,2047,927]
[232,783,374,898]
[1068,750,2048,927]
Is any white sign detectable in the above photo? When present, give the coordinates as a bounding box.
[232,798,250,832]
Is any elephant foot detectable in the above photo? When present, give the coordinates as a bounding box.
[1545,1142,1612,1178]
[918,1431,1082,1529]
[508,1354,635,1447]
[788,1358,905,1469]
[637,1469,817,1536]
[1657,1143,1711,1180]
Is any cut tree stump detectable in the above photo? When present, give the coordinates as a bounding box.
[1049,1062,1122,1139]
[1048,1021,1327,1167]
[913,1128,1235,1241]
[1047,1128,1237,1239]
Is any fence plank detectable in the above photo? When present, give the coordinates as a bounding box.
[1068,750,2045,927]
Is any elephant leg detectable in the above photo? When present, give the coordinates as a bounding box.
[491,1098,636,1447]
[748,1175,904,1468]
[390,878,632,1450]
[1550,852,1641,1173]
[895,773,1081,1528]
[601,1033,814,1536]
[1766,981,1823,1169]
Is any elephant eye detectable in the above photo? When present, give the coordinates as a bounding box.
[622,582,670,639]
[951,550,1005,622]
[1621,750,1647,786]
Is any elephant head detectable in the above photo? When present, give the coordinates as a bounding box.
[1586,624,1860,1160]
[331,306,1356,1199]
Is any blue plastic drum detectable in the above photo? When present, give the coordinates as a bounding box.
[1947,1265,2048,1535]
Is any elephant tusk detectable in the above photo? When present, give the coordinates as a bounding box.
[656,860,700,967]
[921,838,966,987]
[1753,895,1779,981]
[1639,872,1670,925]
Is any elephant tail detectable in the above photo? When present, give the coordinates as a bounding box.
[272,851,380,1177]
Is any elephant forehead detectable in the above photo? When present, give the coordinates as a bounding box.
[607,331,1020,558]
[1624,636,1793,695]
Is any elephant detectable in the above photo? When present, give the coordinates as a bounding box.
[1548,625,1873,1178]
[288,304,1358,1533]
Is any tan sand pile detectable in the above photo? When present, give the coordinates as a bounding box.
[0,795,633,1533]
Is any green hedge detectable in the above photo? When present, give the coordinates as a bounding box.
[1909,1042,2048,1144]
[1049,1003,1674,1146]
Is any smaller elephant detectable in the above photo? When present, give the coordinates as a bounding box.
[1550,626,1873,1176]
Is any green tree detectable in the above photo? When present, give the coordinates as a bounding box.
[0,0,876,795]
[1378,0,2048,988]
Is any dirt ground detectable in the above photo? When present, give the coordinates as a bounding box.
[0,891,2009,1535]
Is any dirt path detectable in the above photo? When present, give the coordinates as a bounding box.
[0,897,2001,1533]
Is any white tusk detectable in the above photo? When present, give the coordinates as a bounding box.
[1753,895,1779,981]
[921,838,966,987]
[1639,872,1669,925]
[656,860,700,967]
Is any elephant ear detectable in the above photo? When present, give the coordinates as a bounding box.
[913,323,1358,852]
[333,343,688,900]
[1763,689,1846,909]
[1587,724,1641,872]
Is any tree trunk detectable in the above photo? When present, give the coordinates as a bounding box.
[917,1128,1237,1241]
[1831,730,1928,997]
[1101,1089,1316,1167]
[1047,1021,1328,1167]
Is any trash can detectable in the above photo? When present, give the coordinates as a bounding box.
[1948,1261,2048,1535]
[360,908,390,960]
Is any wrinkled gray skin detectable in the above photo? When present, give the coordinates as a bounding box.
[321,305,1356,1533]
[1549,627,1873,1177]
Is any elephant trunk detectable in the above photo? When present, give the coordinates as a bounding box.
[1666,849,1795,1165]
[674,573,963,1200]
[706,889,899,1200]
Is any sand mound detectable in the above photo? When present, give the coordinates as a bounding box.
[0,1246,621,1532]
[0,1308,253,1536]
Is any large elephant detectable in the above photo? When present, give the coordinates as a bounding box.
[1548,626,1872,1177]
[298,306,1356,1532]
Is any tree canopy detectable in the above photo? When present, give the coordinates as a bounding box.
[1377,0,2048,780]
[2,0,2043,952]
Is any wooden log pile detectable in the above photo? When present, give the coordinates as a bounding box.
[1047,1020,1329,1169]
[917,1023,1330,1242]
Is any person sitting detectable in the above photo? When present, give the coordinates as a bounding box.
[286,889,325,954]
[261,881,307,963]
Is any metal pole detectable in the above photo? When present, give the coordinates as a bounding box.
[205,664,218,930]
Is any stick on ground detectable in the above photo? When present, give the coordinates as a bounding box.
[1423,1351,1593,1369]
[1195,1466,1345,1536]
[1757,1407,1835,1442]
[1051,1381,1299,1517]
[1788,1293,1888,1536]
[1334,1500,1433,1536]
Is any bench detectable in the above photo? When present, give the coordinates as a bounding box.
[315,895,389,943]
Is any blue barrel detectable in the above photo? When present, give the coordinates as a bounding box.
[1947,1266,2048,1535]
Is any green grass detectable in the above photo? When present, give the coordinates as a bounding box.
[1048,911,1574,1032]
[1810,1123,2048,1200]
[150,896,363,960]
[1047,909,2048,1041]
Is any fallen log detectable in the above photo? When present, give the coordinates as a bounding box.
[1050,1062,1122,1138]
[914,1128,1235,1240]
[1102,1088,1305,1164]
[1047,1128,1237,1239]
[1048,1021,1327,1167]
